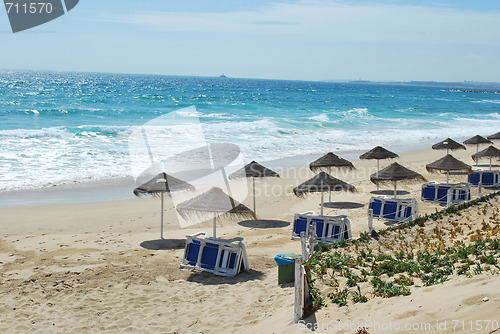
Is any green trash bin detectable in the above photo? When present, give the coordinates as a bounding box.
[274,253,300,284]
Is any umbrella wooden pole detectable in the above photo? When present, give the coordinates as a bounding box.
[213,214,217,239]
[490,157,492,171]
[393,181,397,198]
[320,191,324,216]
[329,191,331,202]
[446,171,449,183]
[377,160,380,191]
[328,167,332,202]
[252,177,257,216]
[160,193,164,239]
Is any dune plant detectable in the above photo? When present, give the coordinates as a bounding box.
[302,191,500,312]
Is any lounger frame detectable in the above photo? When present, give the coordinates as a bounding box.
[292,212,352,243]
[181,232,249,277]
[468,170,500,187]
[421,182,471,205]
[368,196,418,223]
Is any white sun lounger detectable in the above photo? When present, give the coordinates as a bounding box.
[368,196,418,223]
[181,232,249,277]
[292,212,352,243]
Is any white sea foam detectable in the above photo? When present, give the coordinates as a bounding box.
[343,108,370,117]
[1,114,499,192]
[472,99,500,104]
[308,113,330,122]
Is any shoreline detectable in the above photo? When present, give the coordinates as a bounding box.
[0,141,446,208]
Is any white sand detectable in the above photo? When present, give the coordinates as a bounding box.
[1,146,499,333]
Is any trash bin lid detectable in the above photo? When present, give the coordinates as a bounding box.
[274,253,300,266]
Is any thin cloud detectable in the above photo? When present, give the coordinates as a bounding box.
[98,0,500,46]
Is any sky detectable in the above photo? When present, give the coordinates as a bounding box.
[1,0,500,82]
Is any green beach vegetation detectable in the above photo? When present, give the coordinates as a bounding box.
[303,191,500,313]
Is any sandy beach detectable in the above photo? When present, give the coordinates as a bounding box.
[1,146,499,334]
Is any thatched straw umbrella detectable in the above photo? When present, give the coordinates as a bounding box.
[359,146,399,191]
[472,145,500,170]
[425,154,472,183]
[134,173,195,239]
[432,138,466,154]
[487,131,500,140]
[229,160,279,216]
[310,152,356,201]
[176,187,255,238]
[488,132,500,151]
[293,171,356,215]
[370,162,427,198]
[463,135,493,154]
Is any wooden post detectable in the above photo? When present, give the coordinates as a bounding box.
[294,257,304,323]
[300,232,308,261]
[368,208,374,233]
[478,171,483,198]
[308,223,317,258]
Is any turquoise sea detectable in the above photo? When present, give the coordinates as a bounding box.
[1,70,499,194]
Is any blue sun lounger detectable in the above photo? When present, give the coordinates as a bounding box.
[368,196,418,223]
[421,182,471,205]
[181,232,249,277]
[468,170,500,187]
[292,212,352,243]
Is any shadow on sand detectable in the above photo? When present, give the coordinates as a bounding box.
[186,268,265,285]
[474,163,500,169]
[140,239,186,250]
[370,190,410,196]
[322,201,365,209]
[300,312,318,331]
[447,171,469,176]
[238,219,290,228]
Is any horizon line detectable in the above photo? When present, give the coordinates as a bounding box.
[1,67,499,86]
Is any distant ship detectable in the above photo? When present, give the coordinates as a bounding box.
[219,73,228,78]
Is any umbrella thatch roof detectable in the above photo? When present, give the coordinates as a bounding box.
[472,145,500,160]
[293,171,356,197]
[359,146,399,160]
[463,135,493,145]
[229,161,280,179]
[432,138,466,151]
[176,187,255,221]
[370,162,427,185]
[426,154,472,174]
[133,172,195,196]
[309,152,355,172]
[487,131,500,140]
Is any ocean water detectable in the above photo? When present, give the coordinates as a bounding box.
[1,70,499,193]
